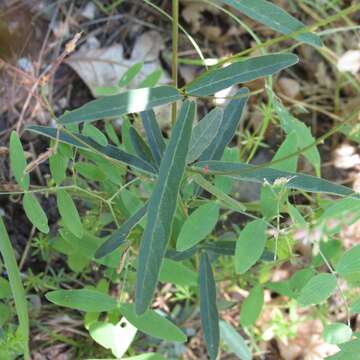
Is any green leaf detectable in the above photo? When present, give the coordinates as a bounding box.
[135,101,195,315]
[351,298,360,314]
[129,127,156,166]
[57,190,83,239]
[274,99,321,174]
[240,285,264,327]
[139,69,163,88]
[94,85,120,96]
[296,273,337,306]
[26,125,156,175]
[89,319,137,358]
[75,162,106,181]
[222,0,322,47]
[0,303,11,327]
[194,161,354,197]
[192,174,246,213]
[336,245,360,276]
[0,277,11,299]
[123,354,166,360]
[187,108,223,163]
[323,323,352,345]
[235,219,267,274]
[46,289,117,312]
[49,152,68,185]
[200,88,249,161]
[82,123,108,146]
[22,193,49,234]
[219,320,251,360]
[105,121,121,145]
[118,62,144,87]
[58,86,182,124]
[185,54,298,96]
[159,259,198,287]
[140,110,166,166]
[176,203,219,252]
[271,131,298,172]
[199,252,219,360]
[287,201,306,227]
[120,303,187,342]
[9,131,29,190]
[96,204,147,258]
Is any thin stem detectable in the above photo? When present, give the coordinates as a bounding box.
[171,0,179,124]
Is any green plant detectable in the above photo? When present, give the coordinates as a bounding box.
[4,1,360,359]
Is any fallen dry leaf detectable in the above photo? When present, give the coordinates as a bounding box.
[337,50,360,75]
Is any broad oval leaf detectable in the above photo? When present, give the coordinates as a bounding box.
[123,354,166,360]
[159,258,198,287]
[135,100,195,315]
[240,285,264,327]
[96,204,147,258]
[82,123,108,146]
[9,131,29,190]
[235,219,267,274]
[200,88,249,161]
[296,273,337,306]
[185,54,298,96]
[56,190,83,239]
[187,108,223,163]
[323,323,352,345]
[45,289,117,312]
[271,131,298,172]
[176,203,219,252]
[336,245,360,277]
[194,161,354,197]
[140,110,166,166]
[199,252,219,360]
[120,303,187,342]
[222,0,322,47]
[49,152,68,185]
[58,86,182,124]
[26,125,156,175]
[219,320,251,360]
[22,193,49,234]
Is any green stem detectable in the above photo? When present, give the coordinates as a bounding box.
[0,218,30,359]
[171,0,179,124]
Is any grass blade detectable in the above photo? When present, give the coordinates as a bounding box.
[26,125,157,175]
[140,110,166,166]
[194,161,354,197]
[58,86,182,124]
[222,0,322,47]
[135,100,195,315]
[0,218,30,359]
[185,54,298,96]
[199,252,219,360]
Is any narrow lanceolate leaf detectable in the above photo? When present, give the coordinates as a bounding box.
[187,108,223,164]
[140,110,166,166]
[58,86,182,124]
[45,289,117,312]
[82,123,108,146]
[185,54,298,96]
[235,219,267,274]
[200,88,249,161]
[199,252,219,360]
[176,203,219,252]
[240,285,264,327]
[194,161,354,197]
[22,194,49,234]
[335,245,360,276]
[26,125,156,175]
[95,204,148,259]
[129,127,156,166]
[296,273,337,306]
[219,321,251,360]
[120,303,187,342]
[9,131,29,190]
[118,62,144,87]
[57,190,83,239]
[135,101,195,315]
[222,0,322,47]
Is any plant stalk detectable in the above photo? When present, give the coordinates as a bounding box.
[171,0,179,124]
